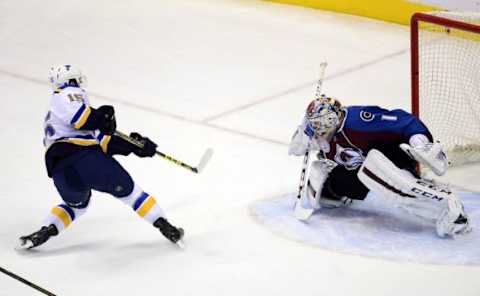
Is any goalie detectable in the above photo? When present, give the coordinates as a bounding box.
[289,96,471,238]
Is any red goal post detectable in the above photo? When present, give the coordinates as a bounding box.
[411,12,480,167]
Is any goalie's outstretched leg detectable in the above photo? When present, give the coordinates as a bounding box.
[358,149,471,237]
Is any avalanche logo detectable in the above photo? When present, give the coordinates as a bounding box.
[360,111,375,122]
[334,144,365,170]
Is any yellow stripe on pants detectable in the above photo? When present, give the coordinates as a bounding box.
[51,207,72,227]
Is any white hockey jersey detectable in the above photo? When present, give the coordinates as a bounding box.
[43,86,110,152]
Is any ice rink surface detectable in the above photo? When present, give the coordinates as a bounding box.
[252,192,480,265]
[1,0,479,295]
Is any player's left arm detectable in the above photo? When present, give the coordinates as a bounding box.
[394,110,448,176]
[74,105,116,135]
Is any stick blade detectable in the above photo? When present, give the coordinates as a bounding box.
[294,201,314,221]
[196,148,214,173]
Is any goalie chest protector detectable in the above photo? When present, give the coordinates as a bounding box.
[323,106,433,170]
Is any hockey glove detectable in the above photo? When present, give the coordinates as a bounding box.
[288,127,309,156]
[97,105,116,135]
[130,132,157,157]
[400,142,448,176]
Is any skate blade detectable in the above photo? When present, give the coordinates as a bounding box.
[14,239,32,251]
[176,239,186,250]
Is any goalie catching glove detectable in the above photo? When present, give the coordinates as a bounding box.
[400,134,449,176]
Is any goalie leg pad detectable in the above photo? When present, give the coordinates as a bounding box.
[306,160,331,209]
[306,160,354,209]
[358,149,471,237]
[436,196,472,237]
[358,149,446,220]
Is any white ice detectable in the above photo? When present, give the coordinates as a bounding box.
[252,192,480,265]
[1,1,479,295]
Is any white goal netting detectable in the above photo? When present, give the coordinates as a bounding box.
[414,11,480,167]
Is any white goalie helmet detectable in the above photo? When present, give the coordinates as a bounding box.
[48,65,87,90]
[305,95,343,141]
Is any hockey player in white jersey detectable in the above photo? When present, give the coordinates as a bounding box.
[289,95,471,238]
[19,65,184,249]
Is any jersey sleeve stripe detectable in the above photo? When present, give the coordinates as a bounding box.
[70,104,86,124]
[71,104,92,129]
[96,133,112,153]
[57,139,98,147]
[99,135,111,153]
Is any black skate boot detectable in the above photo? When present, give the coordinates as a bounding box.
[18,224,58,250]
[153,217,184,244]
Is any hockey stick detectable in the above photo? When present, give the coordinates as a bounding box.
[114,130,213,174]
[294,149,313,220]
[0,266,57,296]
[294,62,328,221]
[314,62,328,100]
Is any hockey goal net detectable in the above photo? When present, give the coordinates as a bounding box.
[411,12,480,167]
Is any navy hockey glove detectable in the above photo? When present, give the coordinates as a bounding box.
[130,132,157,157]
[97,105,116,135]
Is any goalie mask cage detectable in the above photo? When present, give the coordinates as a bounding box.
[411,12,480,167]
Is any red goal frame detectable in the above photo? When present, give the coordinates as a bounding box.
[410,12,480,118]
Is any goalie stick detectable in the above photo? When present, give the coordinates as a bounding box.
[294,62,328,221]
[294,148,314,220]
[114,130,213,174]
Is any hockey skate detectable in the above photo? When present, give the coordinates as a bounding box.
[153,217,184,246]
[436,196,472,237]
[17,224,58,250]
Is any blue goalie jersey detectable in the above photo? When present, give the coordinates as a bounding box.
[322,106,433,171]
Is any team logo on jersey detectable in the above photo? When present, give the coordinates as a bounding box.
[334,144,365,170]
[360,111,374,122]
